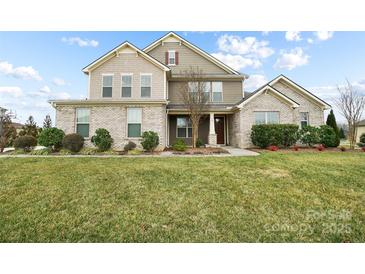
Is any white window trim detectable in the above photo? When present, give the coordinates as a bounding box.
[168,50,176,66]
[101,73,114,98]
[300,112,310,128]
[176,117,192,138]
[127,107,143,138]
[140,73,152,98]
[254,111,280,125]
[121,73,133,98]
[75,108,90,138]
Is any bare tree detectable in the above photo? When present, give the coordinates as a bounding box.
[334,80,365,149]
[179,67,209,148]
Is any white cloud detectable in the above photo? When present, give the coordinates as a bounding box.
[285,31,302,41]
[262,31,270,36]
[0,61,42,81]
[274,47,309,70]
[61,37,99,47]
[244,74,268,91]
[211,52,261,70]
[307,38,314,44]
[0,86,23,98]
[40,85,51,94]
[314,31,334,41]
[52,77,67,86]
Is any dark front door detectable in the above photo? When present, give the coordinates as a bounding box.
[215,117,225,144]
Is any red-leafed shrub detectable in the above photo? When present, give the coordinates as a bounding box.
[317,144,325,151]
[339,146,346,152]
[362,147,365,152]
[268,145,278,151]
[292,145,299,151]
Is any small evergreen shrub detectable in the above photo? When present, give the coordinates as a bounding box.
[124,141,137,151]
[172,139,187,151]
[298,126,320,147]
[196,138,204,148]
[62,133,84,152]
[141,131,159,152]
[91,128,113,152]
[360,133,365,144]
[37,127,65,151]
[318,125,338,147]
[13,135,37,152]
[251,124,299,148]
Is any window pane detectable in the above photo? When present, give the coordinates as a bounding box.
[168,51,175,58]
[300,112,308,121]
[122,87,131,97]
[77,124,89,138]
[103,75,113,87]
[141,75,151,87]
[141,87,151,97]
[188,82,198,92]
[212,82,222,93]
[301,121,308,128]
[128,124,141,137]
[255,112,266,125]
[177,128,187,138]
[267,112,279,124]
[103,87,112,97]
[212,92,222,102]
[177,117,187,128]
[122,75,132,87]
[187,127,192,138]
[76,108,90,123]
[128,108,142,123]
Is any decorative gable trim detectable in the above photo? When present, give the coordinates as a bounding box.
[270,74,331,109]
[143,32,242,76]
[82,41,170,74]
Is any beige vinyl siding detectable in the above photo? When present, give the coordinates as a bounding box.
[148,42,228,75]
[168,80,243,104]
[89,53,165,100]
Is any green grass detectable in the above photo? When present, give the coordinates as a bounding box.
[0,152,364,242]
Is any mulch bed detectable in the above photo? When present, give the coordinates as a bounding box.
[249,147,365,153]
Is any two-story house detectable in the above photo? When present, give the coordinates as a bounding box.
[50,32,331,149]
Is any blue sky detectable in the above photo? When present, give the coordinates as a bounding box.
[1,31,365,125]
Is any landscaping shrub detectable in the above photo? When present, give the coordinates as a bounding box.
[79,147,98,155]
[29,147,52,155]
[141,131,159,152]
[362,147,365,152]
[318,125,338,147]
[91,128,113,151]
[339,146,346,152]
[124,141,137,151]
[268,145,278,151]
[128,149,142,155]
[37,127,65,151]
[317,144,325,151]
[13,135,37,152]
[251,124,299,148]
[172,139,187,151]
[196,138,204,148]
[298,126,320,147]
[59,149,72,155]
[62,133,84,152]
[292,145,299,151]
[359,133,365,145]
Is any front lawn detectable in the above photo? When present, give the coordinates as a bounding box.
[0,152,364,242]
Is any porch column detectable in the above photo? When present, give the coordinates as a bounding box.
[208,113,217,146]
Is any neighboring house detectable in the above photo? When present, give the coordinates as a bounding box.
[356,119,365,142]
[50,32,331,149]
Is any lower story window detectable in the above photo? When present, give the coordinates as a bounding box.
[177,117,192,138]
[127,108,142,137]
[76,108,90,138]
[300,112,309,128]
[255,111,279,125]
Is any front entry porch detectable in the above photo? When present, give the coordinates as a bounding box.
[167,113,229,147]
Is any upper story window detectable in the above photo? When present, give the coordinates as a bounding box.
[300,112,309,128]
[76,108,90,138]
[212,82,223,102]
[121,74,132,97]
[140,74,152,97]
[168,50,176,65]
[102,74,113,97]
[255,111,279,125]
[187,81,222,103]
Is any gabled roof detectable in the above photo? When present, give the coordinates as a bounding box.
[82,41,170,74]
[143,32,242,76]
[236,84,300,109]
[269,74,331,109]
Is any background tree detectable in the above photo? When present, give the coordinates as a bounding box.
[326,109,340,146]
[43,114,52,128]
[19,115,39,138]
[179,66,209,148]
[0,110,17,153]
[339,127,346,139]
[334,80,365,149]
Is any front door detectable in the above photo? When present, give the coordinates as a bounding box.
[215,117,225,144]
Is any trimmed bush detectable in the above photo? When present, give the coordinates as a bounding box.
[251,124,299,148]
[172,139,187,151]
[318,125,338,147]
[124,141,137,151]
[196,138,204,148]
[141,131,159,152]
[360,133,365,144]
[13,135,37,152]
[298,126,320,147]
[91,128,113,152]
[37,127,65,151]
[62,133,84,152]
